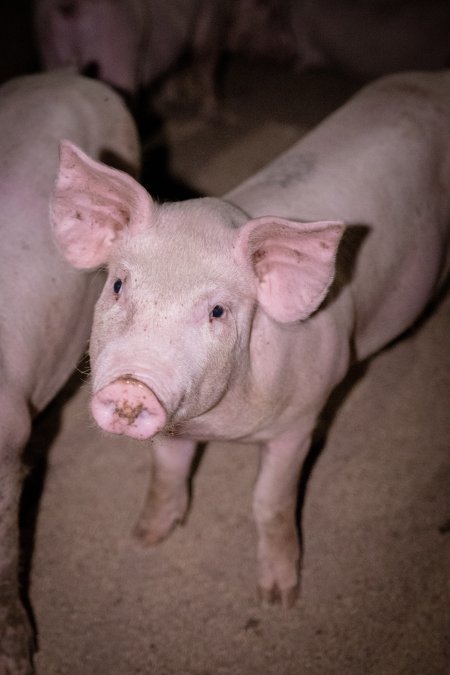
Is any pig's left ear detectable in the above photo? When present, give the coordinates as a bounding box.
[234,216,345,323]
[51,140,152,268]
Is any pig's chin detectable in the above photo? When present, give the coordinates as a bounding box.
[167,379,231,433]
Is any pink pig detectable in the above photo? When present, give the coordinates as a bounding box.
[51,71,450,607]
[34,0,226,111]
[0,70,139,675]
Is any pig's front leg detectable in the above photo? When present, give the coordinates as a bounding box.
[253,425,314,608]
[0,394,34,675]
[133,436,197,545]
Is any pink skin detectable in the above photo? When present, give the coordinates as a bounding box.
[52,71,450,608]
[0,70,139,675]
[92,378,166,440]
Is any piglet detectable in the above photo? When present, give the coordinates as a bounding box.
[51,70,450,608]
[0,70,139,675]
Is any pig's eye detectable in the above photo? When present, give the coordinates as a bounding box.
[113,278,123,295]
[210,304,225,319]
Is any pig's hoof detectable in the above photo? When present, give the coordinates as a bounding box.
[132,500,188,546]
[258,582,299,609]
[133,515,182,546]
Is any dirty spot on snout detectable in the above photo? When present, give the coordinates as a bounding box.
[254,249,266,263]
[115,401,145,425]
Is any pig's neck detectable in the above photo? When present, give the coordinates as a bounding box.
[177,296,354,444]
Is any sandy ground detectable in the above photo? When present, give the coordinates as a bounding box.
[21,60,450,675]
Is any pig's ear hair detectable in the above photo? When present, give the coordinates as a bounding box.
[51,140,152,269]
[234,216,345,323]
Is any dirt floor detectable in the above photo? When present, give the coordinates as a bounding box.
[22,59,450,675]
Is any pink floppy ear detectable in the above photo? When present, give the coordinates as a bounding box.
[51,140,152,269]
[234,215,345,323]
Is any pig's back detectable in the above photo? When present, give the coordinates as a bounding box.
[227,71,450,222]
[228,70,450,358]
[0,70,138,284]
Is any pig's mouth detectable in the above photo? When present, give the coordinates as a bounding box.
[91,376,168,440]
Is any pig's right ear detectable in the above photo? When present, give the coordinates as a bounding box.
[51,140,152,269]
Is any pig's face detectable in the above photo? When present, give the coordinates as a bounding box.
[89,200,256,437]
[51,142,344,441]
[35,0,141,93]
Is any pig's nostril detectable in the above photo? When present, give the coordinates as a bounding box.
[91,377,166,440]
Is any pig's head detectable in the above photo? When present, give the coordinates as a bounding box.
[34,0,142,94]
[51,141,344,440]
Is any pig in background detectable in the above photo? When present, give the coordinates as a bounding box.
[32,0,297,200]
[288,0,450,78]
[33,0,229,116]
[32,0,295,104]
[33,0,450,120]
[51,70,450,607]
[0,70,139,675]
[239,0,450,79]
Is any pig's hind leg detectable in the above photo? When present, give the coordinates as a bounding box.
[133,436,197,545]
[0,390,34,675]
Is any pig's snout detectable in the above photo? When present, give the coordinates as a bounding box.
[91,377,166,440]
